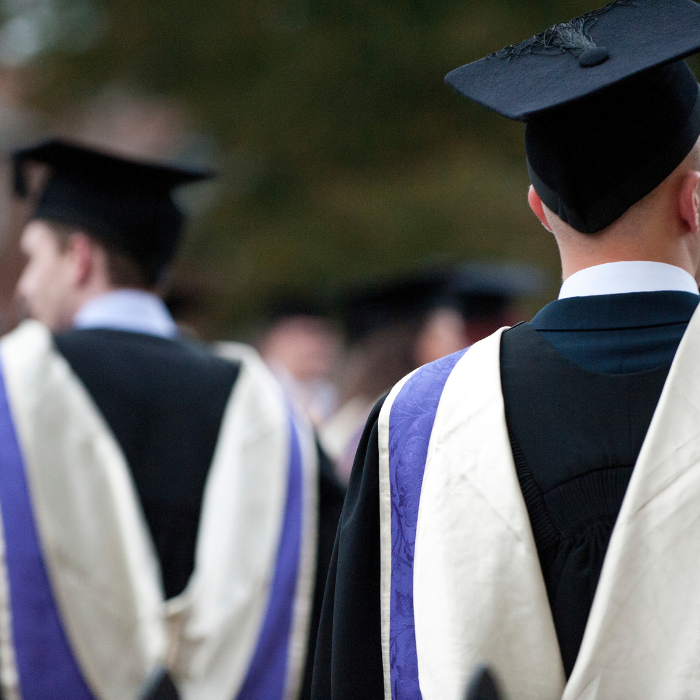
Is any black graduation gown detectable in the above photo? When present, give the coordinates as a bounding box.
[53,328,345,700]
[311,291,699,700]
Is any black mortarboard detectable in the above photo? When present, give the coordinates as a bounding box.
[263,289,330,324]
[12,139,212,283]
[445,0,700,233]
[338,272,448,343]
[449,262,545,319]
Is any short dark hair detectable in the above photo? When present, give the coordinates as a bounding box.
[45,221,153,290]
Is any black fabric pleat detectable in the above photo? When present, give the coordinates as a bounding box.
[501,322,671,676]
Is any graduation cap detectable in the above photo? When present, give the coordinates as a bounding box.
[445,0,700,234]
[338,272,449,343]
[262,288,331,325]
[449,262,546,320]
[12,139,213,283]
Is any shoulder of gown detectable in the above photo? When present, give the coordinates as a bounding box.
[311,396,387,700]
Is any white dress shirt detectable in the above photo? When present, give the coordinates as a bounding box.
[559,261,699,299]
[73,289,178,338]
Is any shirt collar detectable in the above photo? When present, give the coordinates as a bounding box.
[559,261,699,299]
[73,290,178,338]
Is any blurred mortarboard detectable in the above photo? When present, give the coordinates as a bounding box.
[448,262,546,319]
[338,272,448,343]
[12,139,213,283]
[262,289,331,324]
[445,0,700,234]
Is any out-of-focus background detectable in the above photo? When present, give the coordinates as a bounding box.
[2,0,697,478]
[0,0,643,337]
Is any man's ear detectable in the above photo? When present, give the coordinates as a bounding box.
[66,232,95,287]
[679,170,700,235]
[528,185,553,232]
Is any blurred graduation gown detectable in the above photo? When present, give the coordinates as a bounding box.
[312,273,700,700]
[0,300,344,700]
[0,304,344,700]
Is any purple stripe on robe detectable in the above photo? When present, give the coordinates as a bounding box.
[236,409,304,700]
[0,361,95,698]
[388,350,468,700]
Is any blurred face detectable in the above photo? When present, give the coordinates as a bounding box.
[260,316,340,382]
[16,220,79,331]
[414,307,469,366]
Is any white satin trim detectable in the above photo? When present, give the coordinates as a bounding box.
[1,320,166,699]
[167,342,318,700]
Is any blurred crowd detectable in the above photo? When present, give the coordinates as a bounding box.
[0,71,548,488]
[253,262,545,482]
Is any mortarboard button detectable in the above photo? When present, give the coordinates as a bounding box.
[579,47,610,68]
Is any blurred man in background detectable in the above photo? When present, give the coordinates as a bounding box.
[257,293,341,427]
[2,139,342,700]
[447,262,545,343]
[321,272,449,482]
[322,264,542,482]
[415,261,545,366]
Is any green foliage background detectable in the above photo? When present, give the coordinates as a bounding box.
[21,0,699,336]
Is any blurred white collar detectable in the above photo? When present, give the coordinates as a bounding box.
[559,262,699,299]
[73,290,178,338]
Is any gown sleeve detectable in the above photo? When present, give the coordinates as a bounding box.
[147,445,347,700]
[311,397,387,700]
[300,442,347,700]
